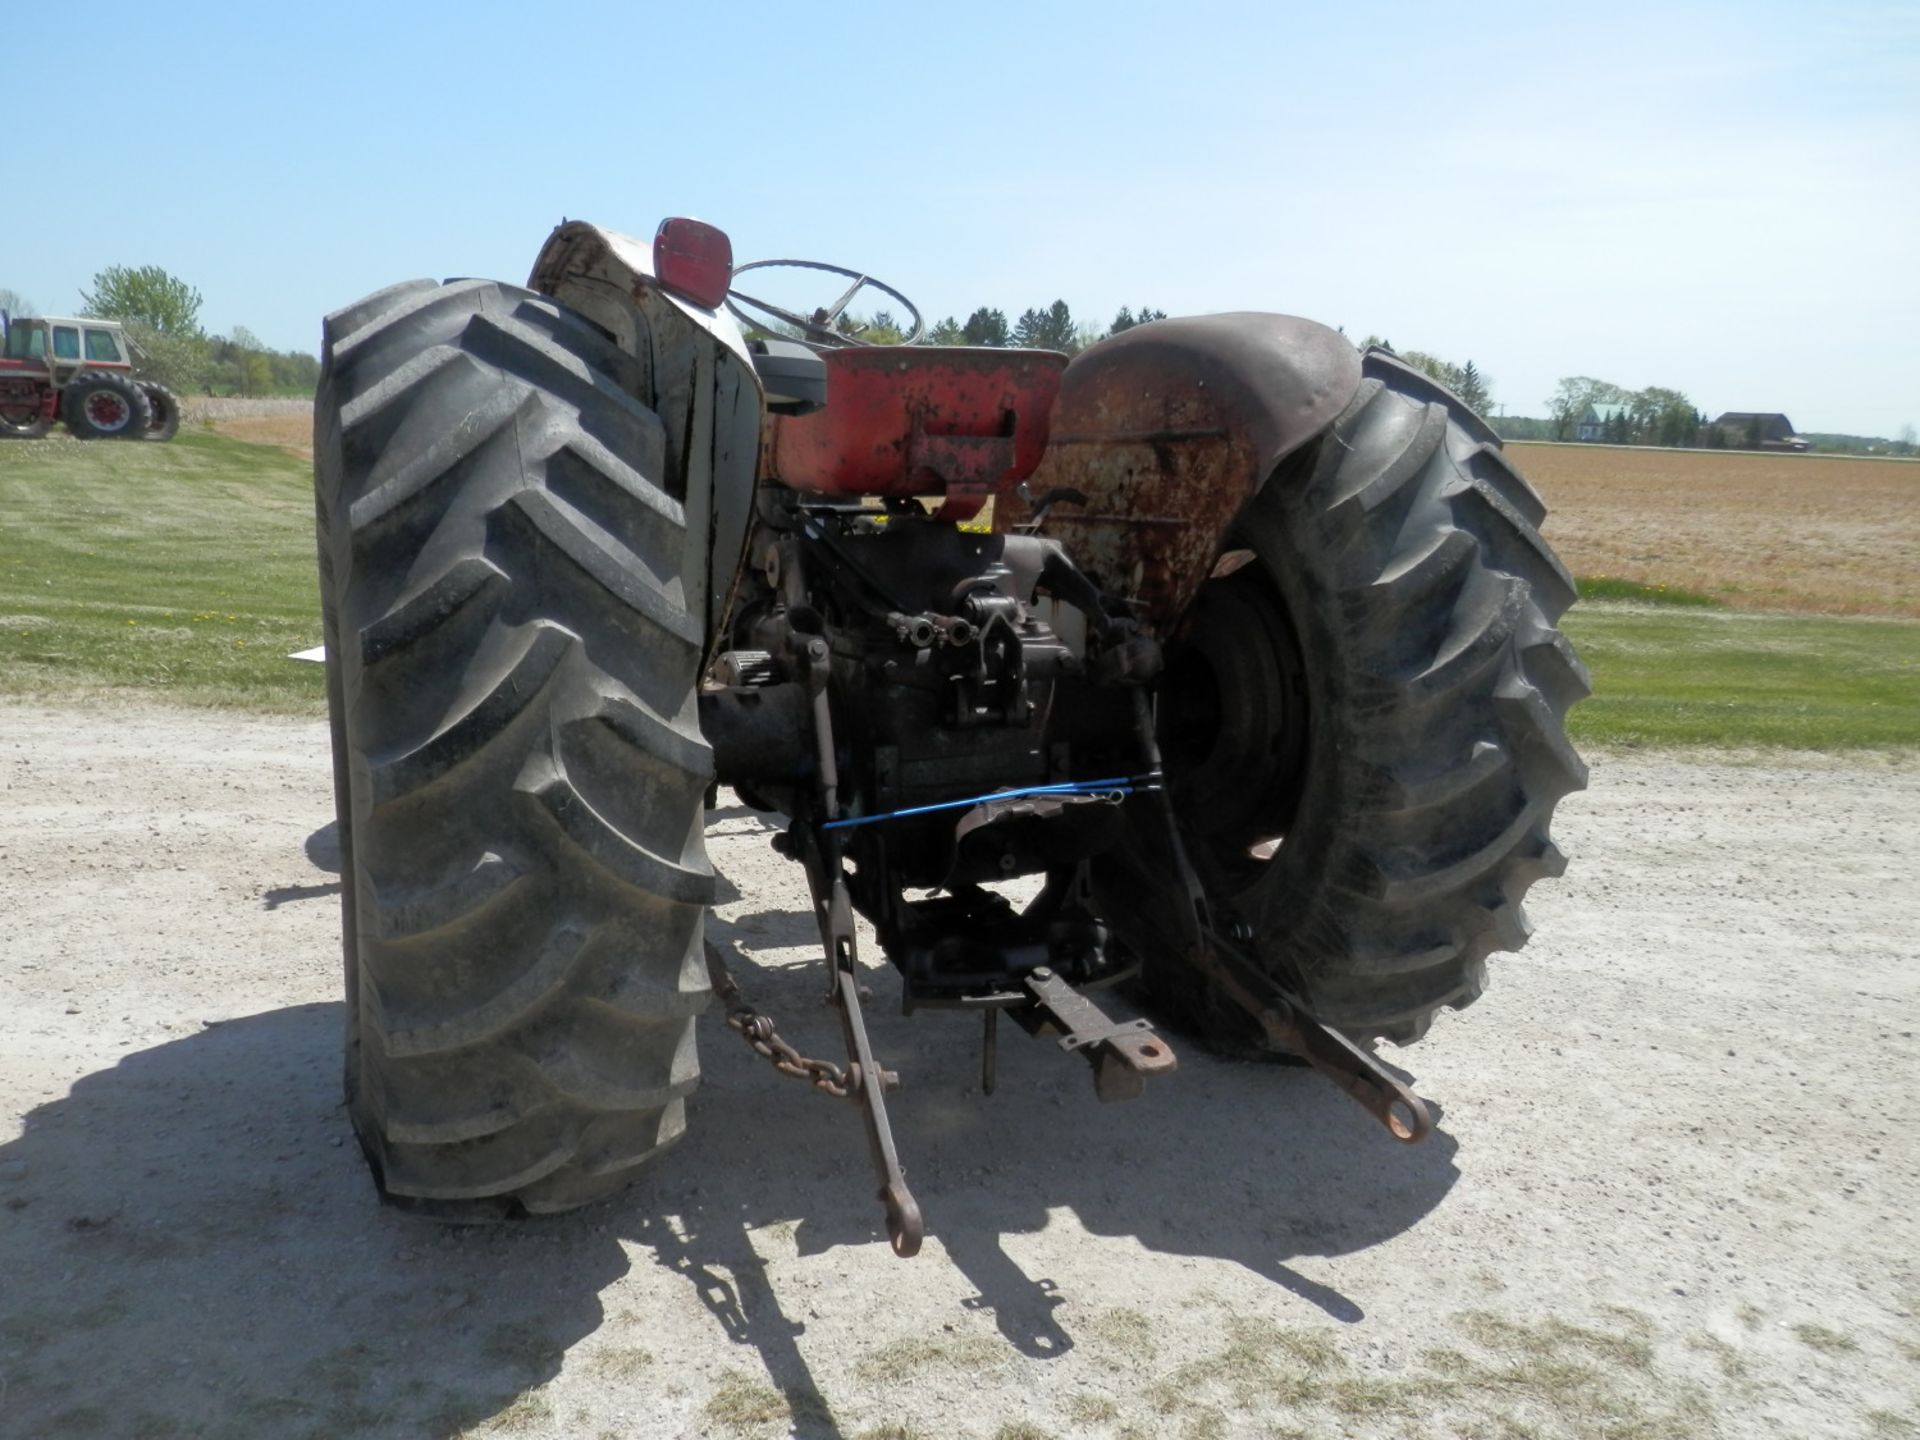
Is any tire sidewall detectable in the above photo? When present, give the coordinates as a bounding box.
[63,374,150,439]
[1226,451,1351,978]
[1140,442,1351,1043]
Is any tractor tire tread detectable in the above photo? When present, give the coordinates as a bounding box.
[138,381,182,441]
[1168,351,1587,1048]
[314,278,711,1218]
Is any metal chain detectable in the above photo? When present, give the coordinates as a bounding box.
[705,943,858,1100]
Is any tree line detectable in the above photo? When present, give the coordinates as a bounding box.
[1798,424,1916,457]
[1359,351,1918,455]
[831,302,1168,351]
[1545,376,1712,447]
[14,268,1910,452]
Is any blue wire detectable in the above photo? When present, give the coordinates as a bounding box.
[821,776,1144,831]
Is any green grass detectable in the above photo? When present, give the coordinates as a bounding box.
[1575,575,1724,607]
[1134,1309,1708,1439]
[1564,601,1920,750]
[2,432,1915,752]
[704,1371,791,1433]
[1790,1321,1860,1353]
[0,429,324,712]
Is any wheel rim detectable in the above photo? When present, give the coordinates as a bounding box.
[1158,545,1310,882]
[85,390,131,432]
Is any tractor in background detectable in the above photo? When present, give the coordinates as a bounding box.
[0,313,181,440]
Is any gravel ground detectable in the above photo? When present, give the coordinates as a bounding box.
[1,703,1915,1440]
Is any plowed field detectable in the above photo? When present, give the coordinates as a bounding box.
[1514,443,1920,617]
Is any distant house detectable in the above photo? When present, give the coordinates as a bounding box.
[1712,412,1806,451]
[1575,401,1634,442]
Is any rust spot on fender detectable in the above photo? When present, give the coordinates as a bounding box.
[1013,314,1361,630]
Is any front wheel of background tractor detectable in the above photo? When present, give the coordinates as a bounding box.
[139,381,181,441]
[62,372,153,439]
[314,278,715,1217]
[1141,349,1590,1050]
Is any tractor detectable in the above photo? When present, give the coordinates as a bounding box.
[0,313,182,441]
[312,218,1587,1255]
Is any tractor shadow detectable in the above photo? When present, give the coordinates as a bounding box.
[0,998,877,1439]
[696,907,1460,1368]
[0,1004,639,1440]
[0,831,1457,1440]
[304,819,342,873]
[262,821,343,908]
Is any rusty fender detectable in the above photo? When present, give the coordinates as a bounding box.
[1018,313,1360,631]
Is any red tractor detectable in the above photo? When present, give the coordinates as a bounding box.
[313,218,1587,1254]
[0,314,182,441]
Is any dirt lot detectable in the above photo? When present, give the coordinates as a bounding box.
[2,704,1916,1439]
[1515,443,1920,617]
[180,397,316,461]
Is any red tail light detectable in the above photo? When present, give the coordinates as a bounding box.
[653,217,733,309]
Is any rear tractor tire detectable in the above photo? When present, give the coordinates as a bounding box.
[62,372,152,439]
[314,277,715,1217]
[139,381,181,441]
[1146,349,1590,1050]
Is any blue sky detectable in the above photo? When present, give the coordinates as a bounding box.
[9,0,1915,434]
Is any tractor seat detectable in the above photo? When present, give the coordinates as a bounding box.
[748,339,828,416]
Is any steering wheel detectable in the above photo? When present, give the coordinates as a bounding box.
[727,258,925,347]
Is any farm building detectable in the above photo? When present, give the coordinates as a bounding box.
[1712,411,1806,450]
[1576,401,1634,441]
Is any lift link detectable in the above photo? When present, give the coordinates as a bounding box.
[786,620,925,1258]
[791,824,924,1257]
[1197,931,1433,1144]
[1123,685,1433,1144]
